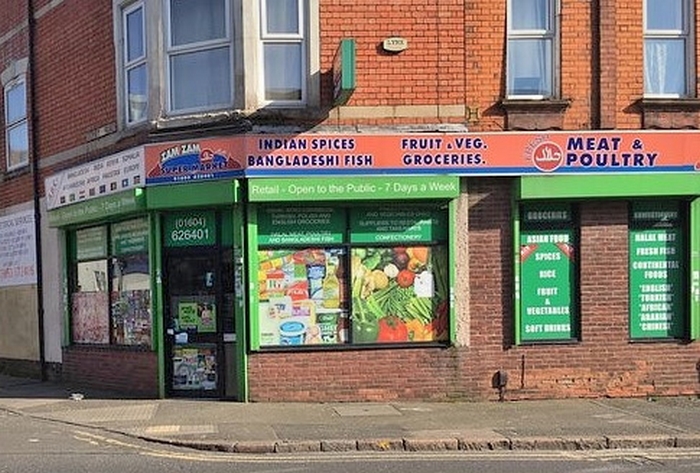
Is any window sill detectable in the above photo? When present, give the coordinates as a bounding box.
[499,98,571,130]
[638,98,700,129]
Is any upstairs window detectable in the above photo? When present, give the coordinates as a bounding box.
[4,77,29,170]
[123,2,147,124]
[506,0,556,99]
[166,0,233,112]
[260,0,305,103]
[644,0,691,97]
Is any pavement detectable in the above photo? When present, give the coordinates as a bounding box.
[2,374,700,454]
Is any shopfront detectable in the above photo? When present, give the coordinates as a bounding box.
[46,146,247,399]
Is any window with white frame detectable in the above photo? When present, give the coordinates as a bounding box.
[644,0,691,97]
[116,0,312,123]
[123,2,147,123]
[4,77,29,170]
[166,0,233,113]
[260,0,305,103]
[506,0,556,99]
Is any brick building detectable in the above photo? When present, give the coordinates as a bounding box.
[1,0,699,401]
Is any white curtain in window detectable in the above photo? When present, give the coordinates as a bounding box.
[171,48,231,110]
[512,0,547,30]
[266,0,299,34]
[644,39,686,95]
[170,0,226,46]
[264,44,302,100]
[508,39,552,95]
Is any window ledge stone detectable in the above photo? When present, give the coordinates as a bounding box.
[499,98,571,130]
[639,98,700,129]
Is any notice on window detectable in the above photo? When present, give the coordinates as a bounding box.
[258,207,345,245]
[520,228,576,342]
[349,208,446,243]
[629,203,684,339]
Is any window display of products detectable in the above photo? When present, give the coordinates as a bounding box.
[258,248,347,346]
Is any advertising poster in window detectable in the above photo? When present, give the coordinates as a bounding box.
[172,345,217,391]
[629,202,684,339]
[350,245,449,343]
[520,204,576,342]
[257,248,348,347]
[110,218,152,345]
[0,210,37,287]
[72,292,110,344]
[348,208,449,344]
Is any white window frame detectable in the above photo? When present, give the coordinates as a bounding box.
[258,0,307,106]
[123,1,148,125]
[506,0,558,100]
[643,0,693,98]
[164,0,235,114]
[4,76,29,171]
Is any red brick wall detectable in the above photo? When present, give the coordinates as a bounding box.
[33,0,116,159]
[62,347,158,397]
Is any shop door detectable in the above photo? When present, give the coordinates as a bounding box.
[162,211,235,398]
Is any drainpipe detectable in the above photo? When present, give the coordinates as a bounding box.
[27,0,47,381]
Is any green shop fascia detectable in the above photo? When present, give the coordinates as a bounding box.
[513,173,700,345]
[48,179,248,400]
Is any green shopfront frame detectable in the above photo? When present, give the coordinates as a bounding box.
[48,180,248,400]
[514,173,700,345]
[246,175,460,350]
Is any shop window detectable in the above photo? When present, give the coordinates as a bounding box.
[643,0,692,98]
[3,76,28,170]
[629,201,687,340]
[254,205,449,348]
[71,218,152,346]
[506,0,557,99]
[518,203,579,343]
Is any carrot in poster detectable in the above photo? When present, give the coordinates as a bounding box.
[520,244,538,262]
[555,242,575,261]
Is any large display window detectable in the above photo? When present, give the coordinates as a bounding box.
[70,217,152,346]
[254,205,450,348]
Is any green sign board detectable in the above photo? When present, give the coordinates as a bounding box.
[111,218,149,255]
[75,226,108,260]
[47,189,144,227]
[629,202,684,339]
[258,207,345,245]
[349,208,446,243]
[164,211,216,247]
[333,38,356,106]
[248,176,460,202]
[520,228,576,342]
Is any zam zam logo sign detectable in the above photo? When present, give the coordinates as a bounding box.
[147,142,242,183]
[527,135,659,173]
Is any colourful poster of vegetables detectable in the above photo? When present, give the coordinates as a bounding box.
[71,292,110,344]
[350,246,449,343]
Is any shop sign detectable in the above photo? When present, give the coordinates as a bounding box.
[258,207,345,245]
[629,202,684,339]
[333,38,356,105]
[47,190,144,227]
[349,208,446,243]
[141,131,700,180]
[520,207,576,341]
[145,141,243,185]
[164,211,216,247]
[111,218,149,255]
[0,210,37,287]
[45,147,145,210]
[248,176,459,202]
[76,226,108,261]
